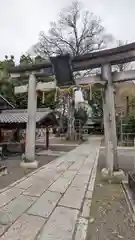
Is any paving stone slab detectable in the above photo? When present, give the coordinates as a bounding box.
[15,176,34,190]
[59,186,86,210]
[0,187,23,208]
[78,162,94,175]
[56,161,74,174]
[0,214,46,240]
[78,169,92,176]
[44,159,64,170]
[4,177,26,189]
[27,191,61,218]
[0,187,10,194]
[37,206,79,240]
[68,164,82,171]
[82,163,94,171]
[34,167,54,176]
[33,169,59,183]
[49,158,64,166]
[61,170,77,180]
[75,217,88,240]
[0,195,37,225]
[83,159,95,167]
[23,179,51,197]
[48,177,72,194]
[33,169,51,179]
[68,158,85,171]
[71,175,89,189]
[81,199,92,218]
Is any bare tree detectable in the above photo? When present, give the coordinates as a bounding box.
[31,1,114,140]
[33,1,113,58]
[114,40,131,72]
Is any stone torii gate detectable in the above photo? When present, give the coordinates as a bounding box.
[9,42,135,172]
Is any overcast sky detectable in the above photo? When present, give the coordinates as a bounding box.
[0,0,134,61]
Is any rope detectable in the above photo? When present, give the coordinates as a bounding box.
[42,91,45,103]
[89,85,92,100]
[54,86,59,102]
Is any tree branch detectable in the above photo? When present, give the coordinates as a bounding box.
[32,0,113,68]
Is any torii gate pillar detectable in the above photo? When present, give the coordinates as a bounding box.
[102,64,119,172]
[20,74,38,169]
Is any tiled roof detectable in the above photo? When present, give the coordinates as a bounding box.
[0,108,53,123]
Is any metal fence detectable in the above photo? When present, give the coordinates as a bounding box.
[117,118,135,146]
[20,128,47,140]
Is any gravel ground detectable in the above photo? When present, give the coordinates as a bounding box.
[87,171,135,240]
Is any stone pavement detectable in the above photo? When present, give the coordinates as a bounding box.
[0,136,101,240]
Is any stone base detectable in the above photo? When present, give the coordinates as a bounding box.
[20,160,38,169]
[101,168,125,183]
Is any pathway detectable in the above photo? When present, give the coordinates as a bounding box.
[0,136,101,240]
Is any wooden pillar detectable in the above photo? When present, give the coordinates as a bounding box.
[102,64,119,171]
[126,96,129,116]
[25,74,37,162]
[46,127,49,150]
[67,95,71,138]
[67,93,75,140]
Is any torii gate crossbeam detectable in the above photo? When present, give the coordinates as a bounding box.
[9,42,135,74]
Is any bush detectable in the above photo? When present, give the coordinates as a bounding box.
[121,115,135,134]
[74,107,88,127]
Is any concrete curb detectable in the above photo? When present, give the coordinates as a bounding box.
[100,146,135,150]
[122,181,135,221]
[74,148,100,240]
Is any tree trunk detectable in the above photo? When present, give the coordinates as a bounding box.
[66,95,75,141]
